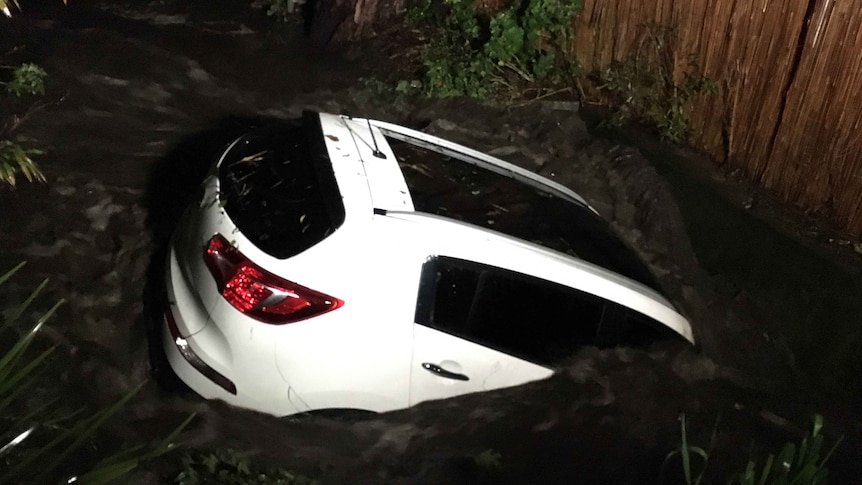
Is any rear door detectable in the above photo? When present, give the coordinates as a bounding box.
[409,257,610,405]
[409,254,690,405]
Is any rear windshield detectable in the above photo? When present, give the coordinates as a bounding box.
[387,136,661,292]
[218,113,344,259]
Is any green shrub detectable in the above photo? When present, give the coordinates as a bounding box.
[730,414,842,485]
[0,139,44,187]
[2,63,47,97]
[597,24,715,143]
[0,62,49,187]
[474,448,502,472]
[661,413,842,485]
[407,0,582,100]
[258,0,300,22]
[175,448,316,485]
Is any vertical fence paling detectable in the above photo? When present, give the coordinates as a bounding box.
[573,0,862,236]
[683,1,728,157]
[765,0,862,230]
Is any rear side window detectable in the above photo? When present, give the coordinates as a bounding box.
[218,113,345,259]
[415,257,680,366]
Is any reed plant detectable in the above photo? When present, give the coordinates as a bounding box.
[0,262,194,484]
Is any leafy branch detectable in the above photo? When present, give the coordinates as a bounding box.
[597,23,716,143]
[406,0,582,100]
[0,61,51,187]
[0,63,46,97]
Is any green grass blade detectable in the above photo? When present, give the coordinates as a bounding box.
[0,425,36,459]
[0,299,62,384]
[143,412,197,460]
[694,415,721,485]
[0,325,39,383]
[2,418,78,480]
[812,414,823,437]
[37,380,146,481]
[0,261,26,286]
[76,412,196,484]
[4,277,49,324]
[803,435,823,468]
[758,454,774,485]
[4,404,108,479]
[819,434,843,468]
[776,443,796,476]
[790,463,820,485]
[738,460,755,485]
[73,459,143,485]
[680,414,692,485]
[658,449,680,483]
[2,383,128,481]
[90,444,148,469]
[2,395,59,439]
[0,345,54,395]
[0,365,50,414]
[794,436,809,470]
[688,446,708,462]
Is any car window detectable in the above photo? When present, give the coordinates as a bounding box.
[594,305,680,348]
[415,256,680,366]
[386,137,662,292]
[218,113,345,259]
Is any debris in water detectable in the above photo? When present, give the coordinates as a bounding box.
[237,150,267,164]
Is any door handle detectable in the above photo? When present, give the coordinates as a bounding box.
[421,362,469,381]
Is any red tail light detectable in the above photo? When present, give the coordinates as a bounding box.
[204,234,343,324]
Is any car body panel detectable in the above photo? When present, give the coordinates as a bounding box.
[272,215,419,412]
[168,176,225,336]
[318,113,377,223]
[409,324,553,406]
[338,116,414,212]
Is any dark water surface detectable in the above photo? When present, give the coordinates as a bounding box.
[608,122,862,407]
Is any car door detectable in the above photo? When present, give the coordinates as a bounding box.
[410,324,552,405]
[409,256,605,406]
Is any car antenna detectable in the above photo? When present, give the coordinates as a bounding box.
[366,118,386,159]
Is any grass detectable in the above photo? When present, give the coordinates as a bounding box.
[661,413,842,485]
[0,261,195,484]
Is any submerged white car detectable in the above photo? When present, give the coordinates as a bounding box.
[160,112,694,417]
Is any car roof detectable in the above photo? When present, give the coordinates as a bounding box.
[320,114,662,292]
[319,113,594,216]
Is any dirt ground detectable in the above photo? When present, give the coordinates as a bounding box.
[1,1,861,483]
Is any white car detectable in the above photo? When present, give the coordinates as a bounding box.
[160,112,694,417]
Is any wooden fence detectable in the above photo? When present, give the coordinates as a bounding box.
[572,0,862,237]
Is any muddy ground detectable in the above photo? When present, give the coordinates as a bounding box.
[1,1,861,483]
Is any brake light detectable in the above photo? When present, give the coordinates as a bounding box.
[204,234,343,324]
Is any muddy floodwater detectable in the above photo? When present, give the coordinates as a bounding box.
[1,1,861,483]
